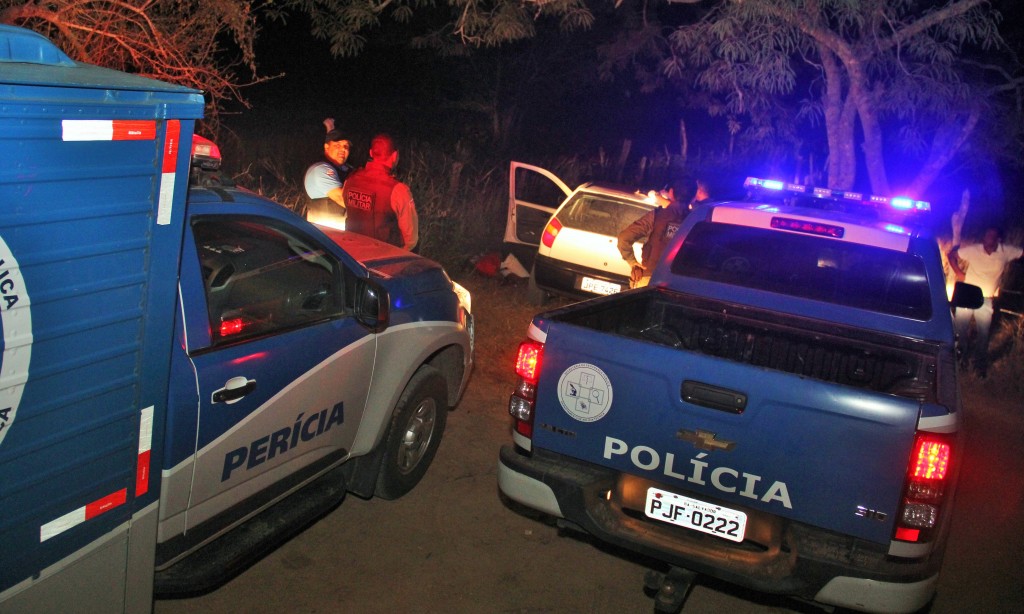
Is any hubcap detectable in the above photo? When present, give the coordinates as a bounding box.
[397,398,437,474]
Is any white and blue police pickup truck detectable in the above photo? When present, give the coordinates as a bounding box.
[498,178,983,613]
[0,24,472,611]
[153,186,474,594]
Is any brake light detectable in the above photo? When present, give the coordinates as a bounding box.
[771,217,845,239]
[509,340,544,441]
[895,432,954,542]
[911,439,950,481]
[191,134,222,170]
[541,218,562,248]
[515,340,543,383]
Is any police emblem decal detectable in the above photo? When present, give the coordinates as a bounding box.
[0,235,31,449]
[557,363,613,422]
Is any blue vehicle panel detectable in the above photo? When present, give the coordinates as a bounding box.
[532,319,920,544]
[0,23,203,606]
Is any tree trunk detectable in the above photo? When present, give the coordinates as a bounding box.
[905,108,980,197]
[819,45,857,189]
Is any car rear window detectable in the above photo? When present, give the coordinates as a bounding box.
[670,221,933,320]
[556,195,651,237]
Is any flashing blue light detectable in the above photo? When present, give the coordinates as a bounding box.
[884,223,909,235]
[762,180,785,191]
[890,197,913,210]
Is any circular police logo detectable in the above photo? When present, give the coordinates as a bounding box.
[557,363,613,422]
[0,235,31,449]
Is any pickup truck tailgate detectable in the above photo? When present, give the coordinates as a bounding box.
[531,310,923,545]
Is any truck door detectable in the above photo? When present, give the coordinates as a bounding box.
[503,162,572,265]
[169,214,375,531]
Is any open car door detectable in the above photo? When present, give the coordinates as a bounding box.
[503,162,572,264]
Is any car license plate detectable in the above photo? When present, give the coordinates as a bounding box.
[645,487,747,543]
[580,276,621,295]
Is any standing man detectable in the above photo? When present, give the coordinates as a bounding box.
[947,226,1023,376]
[303,118,353,227]
[343,133,419,251]
[617,177,704,288]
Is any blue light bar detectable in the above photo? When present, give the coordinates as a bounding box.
[744,177,930,217]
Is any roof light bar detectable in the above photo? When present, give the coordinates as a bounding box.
[744,177,931,215]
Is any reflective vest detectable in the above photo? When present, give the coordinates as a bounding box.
[343,163,403,247]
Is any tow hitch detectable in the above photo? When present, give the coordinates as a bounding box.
[644,566,698,613]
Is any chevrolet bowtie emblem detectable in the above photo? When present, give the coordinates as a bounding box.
[676,429,736,452]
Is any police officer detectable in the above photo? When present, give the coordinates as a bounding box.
[617,177,703,288]
[303,119,353,226]
[342,133,418,251]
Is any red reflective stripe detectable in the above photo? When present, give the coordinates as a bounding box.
[111,120,157,141]
[162,120,180,172]
[84,489,127,520]
[136,450,151,496]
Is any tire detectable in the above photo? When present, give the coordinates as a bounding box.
[375,366,449,500]
[527,265,549,307]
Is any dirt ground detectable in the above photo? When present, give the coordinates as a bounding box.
[155,275,1024,614]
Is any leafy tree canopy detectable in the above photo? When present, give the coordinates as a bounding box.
[3,0,1021,199]
[611,0,1023,196]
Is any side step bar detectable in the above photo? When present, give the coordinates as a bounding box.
[154,466,347,597]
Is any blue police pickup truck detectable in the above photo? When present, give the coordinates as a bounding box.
[498,178,982,613]
[154,186,474,594]
[1,25,472,611]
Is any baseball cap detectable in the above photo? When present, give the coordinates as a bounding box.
[324,129,348,144]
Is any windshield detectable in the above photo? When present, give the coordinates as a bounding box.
[671,222,932,320]
[556,194,651,236]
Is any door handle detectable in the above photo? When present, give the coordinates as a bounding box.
[681,380,747,414]
[212,376,256,405]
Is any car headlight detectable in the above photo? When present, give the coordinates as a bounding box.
[452,281,471,315]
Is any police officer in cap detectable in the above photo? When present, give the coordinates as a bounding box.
[303,118,353,227]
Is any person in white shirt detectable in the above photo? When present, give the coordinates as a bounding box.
[947,226,1023,376]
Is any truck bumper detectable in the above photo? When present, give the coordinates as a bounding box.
[498,444,941,614]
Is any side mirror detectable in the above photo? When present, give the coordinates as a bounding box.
[354,277,389,332]
[951,281,984,310]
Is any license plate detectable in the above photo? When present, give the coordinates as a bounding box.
[645,487,747,543]
[580,276,621,295]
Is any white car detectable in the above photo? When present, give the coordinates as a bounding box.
[503,161,659,304]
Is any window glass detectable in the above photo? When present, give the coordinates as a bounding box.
[193,218,345,343]
[557,195,651,237]
[513,166,568,206]
[671,222,932,320]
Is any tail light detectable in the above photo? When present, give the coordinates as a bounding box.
[509,340,544,440]
[191,134,222,170]
[541,218,562,248]
[894,432,954,543]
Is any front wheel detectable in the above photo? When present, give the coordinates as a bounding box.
[375,367,448,500]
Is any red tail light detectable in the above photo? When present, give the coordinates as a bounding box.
[191,134,222,170]
[910,438,950,481]
[895,432,954,543]
[515,340,543,383]
[541,218,562,248]
[509,340,544,441]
